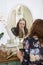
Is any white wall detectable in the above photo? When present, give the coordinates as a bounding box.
[0,0,43,20]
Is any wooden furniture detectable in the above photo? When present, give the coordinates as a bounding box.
[0,55,19,63]
[0,50,19,65]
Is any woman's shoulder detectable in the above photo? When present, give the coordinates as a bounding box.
[23,36,40,47]
[11,27,16,31]
[11,27,18,36]
[11,27,16,33]
[24,36,39,42]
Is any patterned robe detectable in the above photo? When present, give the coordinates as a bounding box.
[22,37,43,65]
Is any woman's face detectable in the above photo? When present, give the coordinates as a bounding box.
[19,20,25,31]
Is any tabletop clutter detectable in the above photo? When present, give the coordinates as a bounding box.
[0,37,23,59]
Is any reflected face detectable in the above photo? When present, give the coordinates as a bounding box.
[19,20,25,30]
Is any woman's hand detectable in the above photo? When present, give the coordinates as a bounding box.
[17,50,23,62]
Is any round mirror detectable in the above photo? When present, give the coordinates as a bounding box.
[7,5,33,39]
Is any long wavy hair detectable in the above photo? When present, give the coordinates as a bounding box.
[29,19,43,43]
[16,18,28,35]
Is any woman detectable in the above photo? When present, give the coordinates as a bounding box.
[17,19,43,65]
[11,18,28,38]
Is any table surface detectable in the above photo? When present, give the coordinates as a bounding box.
[0,51,19,63]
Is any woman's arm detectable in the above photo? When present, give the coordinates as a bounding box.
[17,50,23,62]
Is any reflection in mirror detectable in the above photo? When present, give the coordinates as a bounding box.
[7,5,33,50]
[8,5,33,38]
[11,18,28,38]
